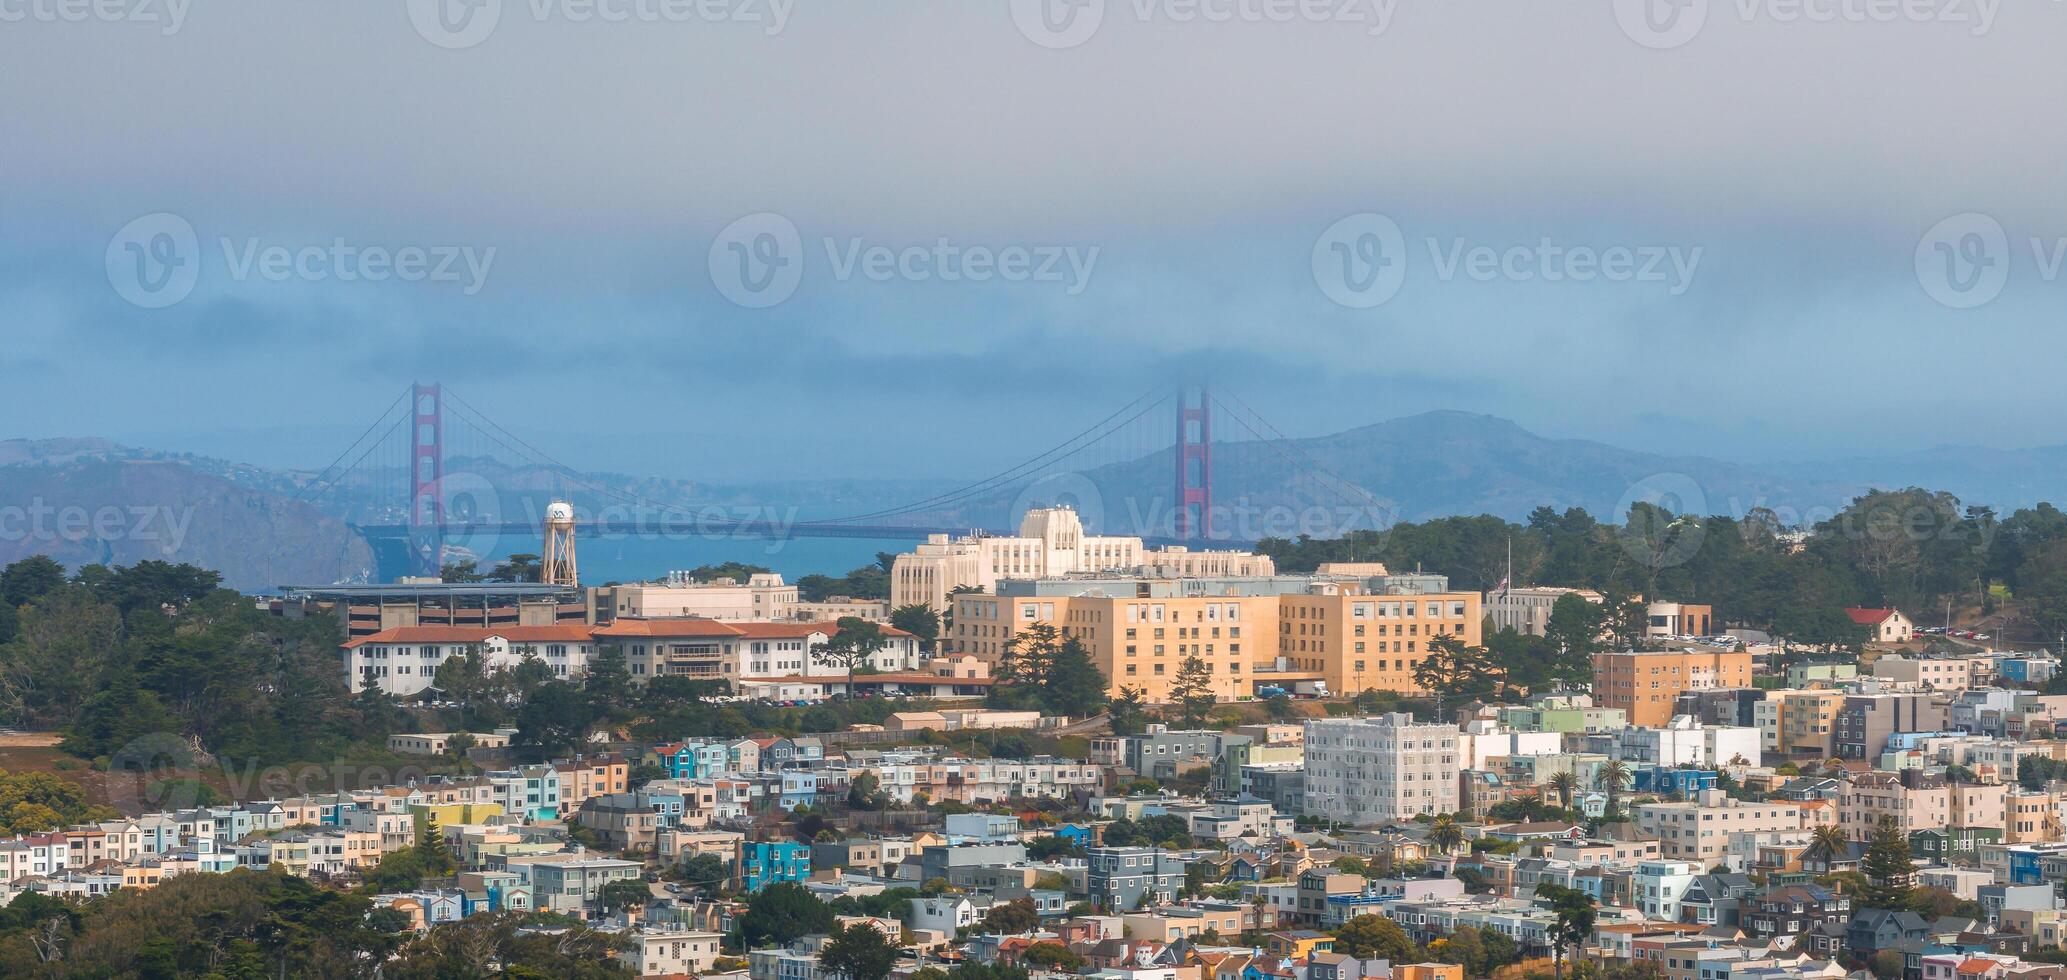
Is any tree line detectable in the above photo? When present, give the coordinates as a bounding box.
[1261,487,2067,646]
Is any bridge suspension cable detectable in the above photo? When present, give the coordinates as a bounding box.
[821,385,1177,526]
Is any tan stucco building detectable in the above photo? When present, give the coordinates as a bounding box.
[889,506,1274,612]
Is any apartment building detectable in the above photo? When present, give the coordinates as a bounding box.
[952,574,1476,702]
[1835,693,1949,760]
[1634,790,1805,868]
[1483,587,1603,637]
[857,757,1100,804]
[1841,772,2007,837]
[949,578,1283,700]
[594,572,798,622]
[1870,656,1980,692]
[890,506,1274,613]
[594,619,923,690]
[343,624,598,696]
[1754,689,1847,761]
[1279,586,1482,697]
[1592,650,1755,728]
[1302,714,1460,826]
[1087,846,1190,909]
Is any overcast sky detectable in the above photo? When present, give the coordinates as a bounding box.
[4,0,2064,480]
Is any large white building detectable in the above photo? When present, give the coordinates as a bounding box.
[344,625,599,696]
[1302,714,1460,826]
[1612,717,1763,769]
[1634,789,1804,867]
[888,506,1275,612]
[342,620,927,697]
[597,572,799,622]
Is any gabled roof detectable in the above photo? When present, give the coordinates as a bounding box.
[1844,608,1898,625]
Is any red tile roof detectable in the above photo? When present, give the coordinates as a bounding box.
[1844,608,1896,625]
[592,619,745,638]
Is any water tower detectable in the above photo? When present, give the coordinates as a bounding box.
[542,501,578,586]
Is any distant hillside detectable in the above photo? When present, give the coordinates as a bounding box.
[0,456,373,590]
[927,411,1873,538]
[8,413,2067,587]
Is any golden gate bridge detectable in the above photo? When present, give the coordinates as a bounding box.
[295,383,1386,581]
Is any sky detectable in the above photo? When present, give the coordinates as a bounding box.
[3,0,2065,481]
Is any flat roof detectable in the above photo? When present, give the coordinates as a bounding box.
[280,583,581,599]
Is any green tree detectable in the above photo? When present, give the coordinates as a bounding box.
[980,898,1039,935]
[1107,686,1151,736]
[737,881,834,949]
[848,771,887,811]
[1596,760,1631,817]
[514,681,596,758]
[488,553,541,583]
[822,922,901,980]
[1427,814,1464,856]
[1861,816,1916,910]
[1331,913,1417,962]
[1544,591,1604,662]
[1412,634,1505,715]
[597,877,654,914]
[1168,655,1217,727]
[890,604,941,653]
[413,816,456,878]
[812,618,890,701]
[1044,637,1112,718]
[1020,942,1085,970]
[1539,883,1598,980]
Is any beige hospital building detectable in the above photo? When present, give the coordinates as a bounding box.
[946,572,1479,703]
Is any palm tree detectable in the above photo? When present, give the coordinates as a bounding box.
[1808,824,1849,868]
[1596,760,1631,817]
[1547,770,1578,811]
[1428,815,1464,856]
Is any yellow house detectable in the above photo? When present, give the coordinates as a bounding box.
[413,801,505,829]
[1264,931,1334,958]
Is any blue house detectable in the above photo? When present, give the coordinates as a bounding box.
[1053,824,1092,850]
[1632,767,1717,797]
[778,771,820,810]
[740,841,811,892]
